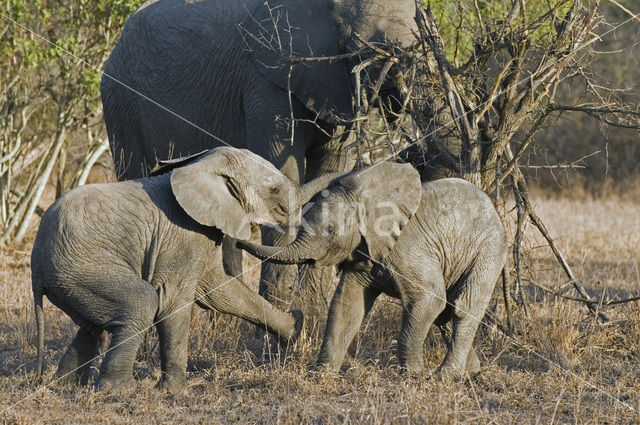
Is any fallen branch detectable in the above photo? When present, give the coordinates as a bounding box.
[287,50,374,64]
[515,174,609,322]
[520,150,602,170]
[549,104,640,116]
[605,296,640,306]
[524,276,640,308]
[526,277,597,304]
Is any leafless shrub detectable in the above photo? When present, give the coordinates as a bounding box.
[336,0,640,322]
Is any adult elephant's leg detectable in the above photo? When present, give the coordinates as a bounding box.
[196,276,303,344]
[57,327,100,386]
[300,265,334,317]
[300,135,353,316]
[102,74,149,181]
[258,226,301,308]
[243,81,309,310]
[317,272,380,370]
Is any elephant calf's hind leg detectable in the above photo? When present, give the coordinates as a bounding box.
[156,305,192,393]
[435,312,481,374]
[397,289,446,374]
[436,262,499,377]
[57,327,100,386]
[96,324,149,391]
[94,277,158,391]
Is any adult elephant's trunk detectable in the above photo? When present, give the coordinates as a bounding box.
[237,238,319,265]
[293,171,348,208]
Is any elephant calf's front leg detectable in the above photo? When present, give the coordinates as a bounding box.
[317,273,379,371]
[197,276,303,346]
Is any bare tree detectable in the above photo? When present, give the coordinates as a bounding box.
[339,0,640,321]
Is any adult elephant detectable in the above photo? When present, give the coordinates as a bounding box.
[101,0,418,306]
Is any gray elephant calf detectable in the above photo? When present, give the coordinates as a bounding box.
[32,147,337,393]
[240,163,508,376]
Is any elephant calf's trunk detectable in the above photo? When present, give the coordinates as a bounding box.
[237,240,313,265]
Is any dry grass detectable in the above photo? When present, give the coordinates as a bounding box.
[1,191,640,424]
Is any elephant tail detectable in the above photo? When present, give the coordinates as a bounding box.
[34,288,45,380]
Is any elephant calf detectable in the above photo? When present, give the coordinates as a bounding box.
[32,147,337,393]
[240,163,508,376]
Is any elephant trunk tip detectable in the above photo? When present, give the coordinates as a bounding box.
[236,240,315,265]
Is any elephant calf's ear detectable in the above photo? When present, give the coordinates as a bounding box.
[353,163,422,261]
[150,150,209,176]
[169,150,252,240]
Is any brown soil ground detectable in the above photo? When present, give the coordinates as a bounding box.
[1,189,639,424]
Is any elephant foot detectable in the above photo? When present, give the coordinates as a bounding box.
[400,357,426,377]
[155,372,186,394]
[434,363,466,380]
[435,350,481,379]
[466,349,481,374]
[260,310,304,360]
[56,331,100,386]
[274,309,305,347]
[313,355,343,373]
[57,359,95,386]
[311,361,341,376]
[94,373,136,392]
[56,366,93,386]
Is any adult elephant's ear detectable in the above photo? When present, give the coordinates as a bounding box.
[170,147,280,240]
[241,0,354,123]
[342,162,422,261]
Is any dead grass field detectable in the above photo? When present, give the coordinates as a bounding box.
[1,190,639,424]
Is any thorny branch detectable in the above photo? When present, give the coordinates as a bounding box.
[548,104,640,129]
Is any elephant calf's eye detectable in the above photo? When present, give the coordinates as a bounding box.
[274,204,288,216]
[324,224,336,235]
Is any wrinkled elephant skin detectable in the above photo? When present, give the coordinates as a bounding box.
[239,163,509,376]
[101,0,419,306]
[30,147,339,392]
